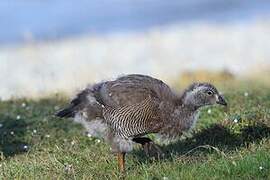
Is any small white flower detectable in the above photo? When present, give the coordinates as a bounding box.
[95,139,101,143]
[21,103,26,107]
[23,145,28,150]
[10,131,14,135]
[45,134,50,138]
[259,166,263,170]
[0,123,3,128]
[87,133,92,138]
[16,115,21,120]
[54,106,59,110]
[244,92,249,97]
[64,164,73,172]
[207,109,212,114]
[71,140,76,145]
[163,177,169,180]
[233,119,238,123]
[33,129,37,133]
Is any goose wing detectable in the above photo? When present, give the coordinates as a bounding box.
[99,74,176,108]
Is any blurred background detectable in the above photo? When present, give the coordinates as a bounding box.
[1,0,270,100]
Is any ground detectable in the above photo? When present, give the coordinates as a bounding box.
[0,81,269,179]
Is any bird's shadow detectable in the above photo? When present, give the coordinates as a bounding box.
[132,122,270,163]
[0,115,30,158]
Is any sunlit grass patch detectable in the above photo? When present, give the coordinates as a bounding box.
[0,81,269,179]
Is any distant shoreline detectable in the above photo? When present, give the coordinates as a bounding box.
[0,21,269,100]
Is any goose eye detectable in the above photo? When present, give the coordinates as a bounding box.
[207,91,213,96]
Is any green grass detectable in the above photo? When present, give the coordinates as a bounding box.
[0,82,270,179]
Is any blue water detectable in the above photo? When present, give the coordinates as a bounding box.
[1,0,270,44]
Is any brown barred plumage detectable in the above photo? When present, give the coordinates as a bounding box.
[103,96,160,139]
